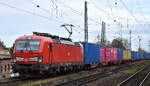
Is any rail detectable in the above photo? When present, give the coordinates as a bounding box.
[117,65,149,86]
[139,71,150,86]
[50,65,126,86]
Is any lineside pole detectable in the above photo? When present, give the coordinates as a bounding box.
[84,1,88,42]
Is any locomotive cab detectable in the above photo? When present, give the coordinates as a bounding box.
[13,35,53,75]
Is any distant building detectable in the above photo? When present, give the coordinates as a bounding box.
[0,58,13,78]
[138,48,147,53]
[0,43,10,55]
[0,42,12,78]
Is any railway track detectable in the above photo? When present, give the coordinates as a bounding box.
[37,64,131,86]
[139,71,150,86]
[0,61,147,86]
[117,65,150,86]
[35,61,149,86]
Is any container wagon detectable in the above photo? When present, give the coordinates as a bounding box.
[123,50,131,61]
[81,42,100,68]
[100,46,118,65]
[131,51,138,60]
[117,48,123,63]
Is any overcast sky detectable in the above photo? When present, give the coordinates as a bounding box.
[0,0,150,51]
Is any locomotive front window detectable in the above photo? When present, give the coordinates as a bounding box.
[16,40,40,50]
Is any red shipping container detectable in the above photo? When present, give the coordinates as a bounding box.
[100,46,118,64]
[110,48,118,62]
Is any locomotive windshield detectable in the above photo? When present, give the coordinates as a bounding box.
[16,40,40,51]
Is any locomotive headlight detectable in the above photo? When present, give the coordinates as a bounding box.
[16,57,24,61]
[29,57,38,61]
[29,56,42,62]
[38,56,42,63]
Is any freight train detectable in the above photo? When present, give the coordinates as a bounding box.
[12,32,150,77]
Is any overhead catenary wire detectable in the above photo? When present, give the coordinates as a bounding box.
[26,0,51,14]
[106,0,116,23]
[0,2,64,23]
[135,0,146,21]
[134,0,150,35]
[0,1,82,32]
[118,0,149,48]
[54,0,150,50]
[54,0,120,41]
[89,0,119,20]
[28,0,94,35]
[89,0,134,41]
[55,0,82,15]
[90,0,150,25]
[119,0,139,24]
[89,0,150,23]
[26,0,68,21]
[25,0,102,33]
[89,0,125,38]
[106,0,121,39]
[26,0,63,21]
[54,0,102,25]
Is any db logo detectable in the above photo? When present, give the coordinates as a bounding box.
[68,52,70,56]
[25,58,28,62]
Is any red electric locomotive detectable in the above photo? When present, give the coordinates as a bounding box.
[13,32,84,76]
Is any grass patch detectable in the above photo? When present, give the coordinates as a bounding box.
[121,67,139,74]
[21,76,66,86]
[121,61,150,75]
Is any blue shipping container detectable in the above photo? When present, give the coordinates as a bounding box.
[139,53,143,58]
[146,53,149,58]
[131,51,138,59]
[141,53,144,58]
[143,53,147,58]
[138,52,141,58]
[148,53,150,58]
[117,48,123,60]
[81,42,100,63]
